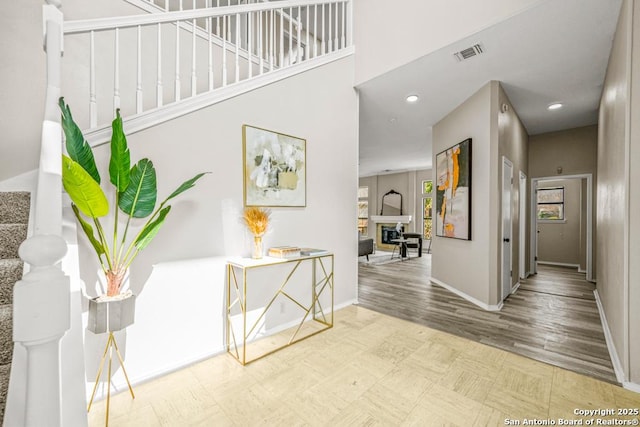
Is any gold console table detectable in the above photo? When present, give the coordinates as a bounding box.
[225,253,334,365]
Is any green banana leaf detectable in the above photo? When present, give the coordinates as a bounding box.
[71,204,105,256]
[134,206,172,251]
[59,98,101,184]
[62,155,109,218]
[118,158,157,218]
[109,109,130,192]
[163,172,209,205]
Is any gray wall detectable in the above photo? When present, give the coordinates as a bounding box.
[529,125,598,275]
[537,179,581,266]
[497,83,529,290]
[597,0,640,385]
[432,82,494,306]
[431,80,528,308]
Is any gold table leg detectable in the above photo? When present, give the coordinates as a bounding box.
[87,332,135,426]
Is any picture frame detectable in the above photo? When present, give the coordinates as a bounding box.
[243,124,306,207]
[435,138,472,240]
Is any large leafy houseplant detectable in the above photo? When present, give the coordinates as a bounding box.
[59,98,207,296]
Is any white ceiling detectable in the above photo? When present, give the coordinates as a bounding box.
[357,0,623,177]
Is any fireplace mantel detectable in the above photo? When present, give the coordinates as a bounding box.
[370,215,412,224]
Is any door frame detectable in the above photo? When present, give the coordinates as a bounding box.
[530,173,593,281]
[519,171,527,279]
[501,157,513,300]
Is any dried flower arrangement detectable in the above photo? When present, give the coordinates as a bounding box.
[242,207,271,236]
[242,207,270,259]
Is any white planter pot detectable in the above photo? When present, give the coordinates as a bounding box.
[87,293,136,334]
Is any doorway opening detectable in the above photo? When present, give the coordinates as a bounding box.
[530,174,593,282]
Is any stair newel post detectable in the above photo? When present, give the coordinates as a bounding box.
[14,235,70,427]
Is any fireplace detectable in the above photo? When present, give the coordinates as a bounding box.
[381,225,404,245]
[376,223,406,251]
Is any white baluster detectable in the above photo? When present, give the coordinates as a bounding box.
[346,0,353,46]
[136,25,143,114]
[14,235,70,427]
[157,23,163,107]
[216,0,220,36]
[258,11,264,74]
[208,16,213,91]
[235,13,240,83]
[113,28,120,112]
[341,1,346,49]
[288,8,292,66]
[175,20,181,101]
[279,8,284,67]
[89,30,97,128]
[321,4,325,55]
[179,0,183,11]
[248,11,253,78]
[191,15,197,96]
[305,6,309,60]
[164,0,168,12]
[313,5,317,58]
[269,10,274,71]
[222,15,227,85]
[334,2,339,51]
[297,6,301,62]
[328,2,332,52]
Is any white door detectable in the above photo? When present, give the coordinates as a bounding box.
[519,172,527,279]
[502,157,513,300]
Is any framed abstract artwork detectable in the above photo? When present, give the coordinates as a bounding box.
[435,138,472,240]
[243,125,306,207]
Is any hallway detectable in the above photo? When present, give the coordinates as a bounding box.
[358,258,617,384]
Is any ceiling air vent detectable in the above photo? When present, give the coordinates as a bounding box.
[454,43,484,62]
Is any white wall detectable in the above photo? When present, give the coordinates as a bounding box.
[0,2,47,182]
[352,0,546,85]
[78,56,358,394]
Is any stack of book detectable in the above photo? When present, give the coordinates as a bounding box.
[300,248,329,256]
[268,246,301,258]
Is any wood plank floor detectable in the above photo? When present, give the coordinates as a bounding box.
[358,255,617,384]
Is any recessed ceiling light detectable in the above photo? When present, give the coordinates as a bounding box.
[548,103,563,110]
[406,95,419,103]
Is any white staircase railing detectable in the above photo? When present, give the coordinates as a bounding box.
[62,0,353,143]
[5,1,352,425]
[5,3,77,427]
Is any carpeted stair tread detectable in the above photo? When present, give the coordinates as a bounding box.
[0,363,10,423]
[0,192,30,224]
[0,224,28,259]
[0,259,22,306]
[0,305,12,365]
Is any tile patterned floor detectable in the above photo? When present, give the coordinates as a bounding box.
[88,305,640,426]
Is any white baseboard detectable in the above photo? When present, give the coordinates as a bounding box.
[428,277,503,311]
[623,381,640,393]
[537,261,580,269]
[594,290,626,384]
[511,282,521,294]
